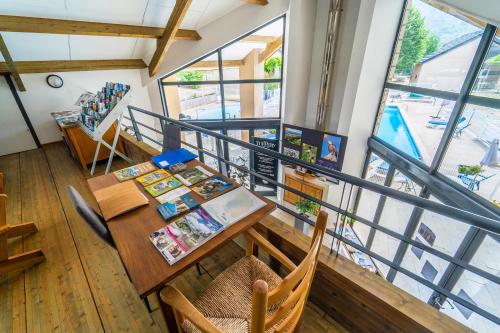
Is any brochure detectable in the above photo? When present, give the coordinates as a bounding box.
[113,162,156,182]
[202,187,266,226]
[192,176,233,199]
[156,186,191,204]
[174,166,213,186]
[136,169,171,187]
[150,208,224,265]
[144,176,182,197]
[157,193,200,221]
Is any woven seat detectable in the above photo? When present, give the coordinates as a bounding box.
[161,212,328,333]
[182,256,283,333]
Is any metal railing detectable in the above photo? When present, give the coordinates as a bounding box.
[124,105,500,326]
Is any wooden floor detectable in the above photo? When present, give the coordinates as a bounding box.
[0,142,348,333]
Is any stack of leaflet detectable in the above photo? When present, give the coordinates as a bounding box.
[151,148,197,169]
[150,187,266,265]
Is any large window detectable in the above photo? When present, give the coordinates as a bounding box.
[357,1,500,331]
[160,16,285,121]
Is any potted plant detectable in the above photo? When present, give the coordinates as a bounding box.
[294,199,320,231]
[458,164,483,176]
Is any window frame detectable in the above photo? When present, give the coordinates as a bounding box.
[158,14,286,122]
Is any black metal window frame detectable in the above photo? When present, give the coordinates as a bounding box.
[158,14,286,122]
[356,0,500,317]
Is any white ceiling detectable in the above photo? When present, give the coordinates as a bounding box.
[0,0,246,62]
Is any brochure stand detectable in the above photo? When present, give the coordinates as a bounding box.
[78,91,133,175]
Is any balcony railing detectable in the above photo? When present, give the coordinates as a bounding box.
[123,105,500,328]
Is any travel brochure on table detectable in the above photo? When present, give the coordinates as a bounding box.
[157,193,200,221]
[150,186,267,265]
[144,176,182,197]
[174,166,213,186]
[135,169,171,186]
[192,176,233,199]
[150,208,224,265]
[113,162,156,182]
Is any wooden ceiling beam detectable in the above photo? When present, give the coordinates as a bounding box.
[241,35,277,43]
[189,60,244,69]
[149,0,192,77]
[258,36,283,63]
[0,59,147,74]
[242,0,269,5]
[0,33,25,91]
[0,15,200,40]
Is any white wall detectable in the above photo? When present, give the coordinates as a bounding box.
[13,69,153,145]
[142,0,291,85]
[0,76,37,156]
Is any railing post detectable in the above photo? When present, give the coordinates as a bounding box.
[127,107,143,141]
[196,132,205,163]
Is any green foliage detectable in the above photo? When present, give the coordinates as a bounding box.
[396,6,440,75]
[264,56,282,75]
[486,54,500,64]
[425,34,439,56]
[340,210,356,227]
[176,70,204,88]
[295,199,320,216]
[458,164,484,176]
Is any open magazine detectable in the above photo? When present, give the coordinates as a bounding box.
[150,208,223,265]
[150,187,267,265]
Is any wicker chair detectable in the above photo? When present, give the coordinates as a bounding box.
[160,211,328,333]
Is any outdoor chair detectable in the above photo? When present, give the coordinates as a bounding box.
[457,173,494,191]
[160,211,328,333]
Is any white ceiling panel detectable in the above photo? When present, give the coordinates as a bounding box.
[196,0,245,29]
[181,10,203,30]
[0,0,67,19]
[69,35,137,60]
[64,0,149,25]
[142,4,174,27]
[2,32,70,61]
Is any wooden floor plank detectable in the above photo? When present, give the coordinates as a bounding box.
[43,142,163,333]
[19,148,104,333]
[1,142,348,333]
[0,153,26,333]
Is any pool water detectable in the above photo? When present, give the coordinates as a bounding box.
[181,104,241,120]
[377,105,422,160]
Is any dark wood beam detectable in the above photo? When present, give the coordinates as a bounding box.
[0,15,200,40]
[0,59,147,74]
[0,34,25,91]
[149,0,192,77]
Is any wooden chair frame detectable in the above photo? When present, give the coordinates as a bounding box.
[0,172,45,275]
[160,211,328,333]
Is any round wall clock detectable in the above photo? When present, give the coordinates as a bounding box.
[46,74,64,88]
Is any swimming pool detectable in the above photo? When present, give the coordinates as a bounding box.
[377,105,422,160]
[180,104,241,120]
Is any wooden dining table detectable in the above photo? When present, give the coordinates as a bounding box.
[87,159,276,332]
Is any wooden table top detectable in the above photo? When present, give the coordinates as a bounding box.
[87,160,276,297]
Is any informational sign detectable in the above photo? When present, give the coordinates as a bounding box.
[253,137,279,190]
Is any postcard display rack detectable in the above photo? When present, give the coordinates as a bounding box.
[77,83,133,175]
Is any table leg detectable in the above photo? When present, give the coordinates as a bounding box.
[156,289,179,333]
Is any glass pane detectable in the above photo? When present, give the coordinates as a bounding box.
[387,0,481,92]
[471,36,500,99]
[375,89,456,165]
[173,52,220,82]
[442,270,499,332]
[469,232,500,274]
[438,104,499,201]
[223,83,280,119]
[370,231,400,276]
[221,17,283,80]
[393,272,434,302]
[163,84,222,120]
[227,130,250,187]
